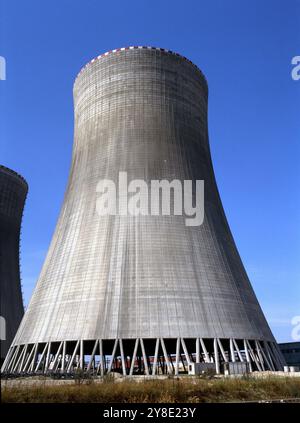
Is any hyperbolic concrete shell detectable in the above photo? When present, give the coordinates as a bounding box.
[0,165,27,362]
[2,47,285,375]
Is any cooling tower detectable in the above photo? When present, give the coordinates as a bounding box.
[2,47,285,375]
[0,165,27,364]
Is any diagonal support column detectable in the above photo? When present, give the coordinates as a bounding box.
[107,339,118,373]
[243,339,253,372]
[175,338,180,375]
[263,341,276,371]
[161,338,172,374]
[213,338,220,374]
[255,340,265,371]
[18,344,28,373]
[5,346,18,373]
[129,339,139,376]
[229,339,236,362]
[152,338,160,376]
[67,340,79,373]
[233,339,244,362]
[119,339,127,376]
[22,344,37,373]
[35,343,48,372]
[87,340,99,372]
[196,338,200,363]
[181,338,191,366]
[217,339,228,362]
[200,339,210,363]
[140,338,149,375]
[1,346,15,372]
[246,340,262,371]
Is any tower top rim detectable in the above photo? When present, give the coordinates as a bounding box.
[74,46,207,87]
[0,165,28,189]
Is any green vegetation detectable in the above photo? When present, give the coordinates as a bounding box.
[2,376,300,403]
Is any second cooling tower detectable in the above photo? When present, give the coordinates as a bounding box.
[0,165,27,364]
[2,47,285,375]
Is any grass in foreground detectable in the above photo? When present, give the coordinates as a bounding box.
[1,376,300,403]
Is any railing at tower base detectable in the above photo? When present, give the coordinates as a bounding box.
[1,337,285,376]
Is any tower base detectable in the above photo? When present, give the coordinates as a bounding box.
[1,337,285,376]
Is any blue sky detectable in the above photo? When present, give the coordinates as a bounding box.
[0,0,299,342]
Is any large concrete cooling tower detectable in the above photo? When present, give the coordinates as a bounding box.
[0,165,27,365]
[2,47,285,375]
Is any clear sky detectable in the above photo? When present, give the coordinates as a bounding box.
[1,0,299,342]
